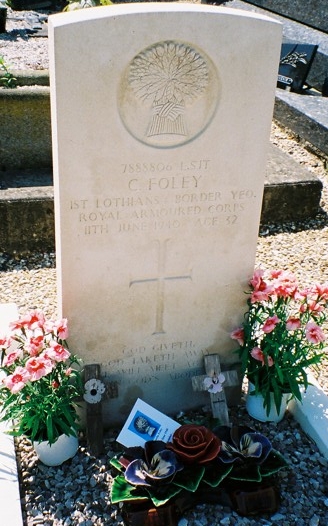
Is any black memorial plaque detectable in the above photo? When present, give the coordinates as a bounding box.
[277,43,318,92]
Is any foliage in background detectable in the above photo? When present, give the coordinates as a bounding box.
[0,55,17,88]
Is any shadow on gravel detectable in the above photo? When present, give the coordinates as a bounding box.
[260,208,328,237]
[0,252,56,272]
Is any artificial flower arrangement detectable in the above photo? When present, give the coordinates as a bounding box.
[0,309,83,445]
[110,423,287,519]
[231,269,327,415]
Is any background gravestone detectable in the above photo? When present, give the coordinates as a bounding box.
[49,4,282,426]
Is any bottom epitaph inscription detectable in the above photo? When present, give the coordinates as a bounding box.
[105,340,204,386]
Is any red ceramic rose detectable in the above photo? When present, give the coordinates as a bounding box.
[167,424,221,464]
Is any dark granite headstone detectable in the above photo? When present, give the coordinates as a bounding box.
[243,0,328,34]
[277,43,318,92]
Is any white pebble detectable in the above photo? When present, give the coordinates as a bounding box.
[310,515,320,526]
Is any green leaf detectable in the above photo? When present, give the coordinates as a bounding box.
[110,456,125,473]
[110,476,149,504]
[202,463,233,487]
[46,414,54,444]
[271,378,283,414]
[173,464,205,492]
[274,363,285,385]
[260,450,288,477]
[61,405,76,426]
[287,376,302,401]
[228,464,262,482]
[146,484,182,507]
[54,417,74,437]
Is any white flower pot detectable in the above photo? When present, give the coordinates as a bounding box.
[33,433,79,466]
[246,383,291,423]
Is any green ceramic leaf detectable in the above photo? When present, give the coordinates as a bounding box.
[110,475,149,504]
[228,464,262,482]
[173,464,205,492]
[202,463,233,487]
[110,456,125,473]
[146,484,183,507]
[260,450,288,477]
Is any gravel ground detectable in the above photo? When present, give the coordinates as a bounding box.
[2,5,328,526]
[0,8,50,71]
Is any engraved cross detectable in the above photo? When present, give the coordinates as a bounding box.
[129,239,192,335]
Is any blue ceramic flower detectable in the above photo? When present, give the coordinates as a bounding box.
[215,425,272,465]
[124,441,183,487]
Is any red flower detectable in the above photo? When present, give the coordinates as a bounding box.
[166,424,221,465]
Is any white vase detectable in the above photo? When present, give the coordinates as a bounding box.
[33,433,79,466]
[246,383,290,423]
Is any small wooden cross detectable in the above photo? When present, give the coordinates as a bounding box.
[192,354,239,425]
[84,364,104,456]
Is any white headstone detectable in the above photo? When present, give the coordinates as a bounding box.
[49,4,282,425]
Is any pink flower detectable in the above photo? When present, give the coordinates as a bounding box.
[286,317,301,331]
[250,347,264,362]
[3,348,22,366]
[312,283,328,301]
[25,335,44,356]
[272,271,298,299]
[0,336,9,348]
[3,366,30,393]
[10,310,45,331]
[0,336,13,352]
[250,347,274,367]
[262,315,280,334]
[249,269,272,302]
[54,318,68,340]
[230,327,245,346]
[249,269,265,289]
[300,300,324,315]
[25,356,53,381]
[44,342,70,363]
[263,270,298,300]
[305,322,326,344]
[250,289,272,303]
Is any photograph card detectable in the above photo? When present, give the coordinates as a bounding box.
[116,398,181,447]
